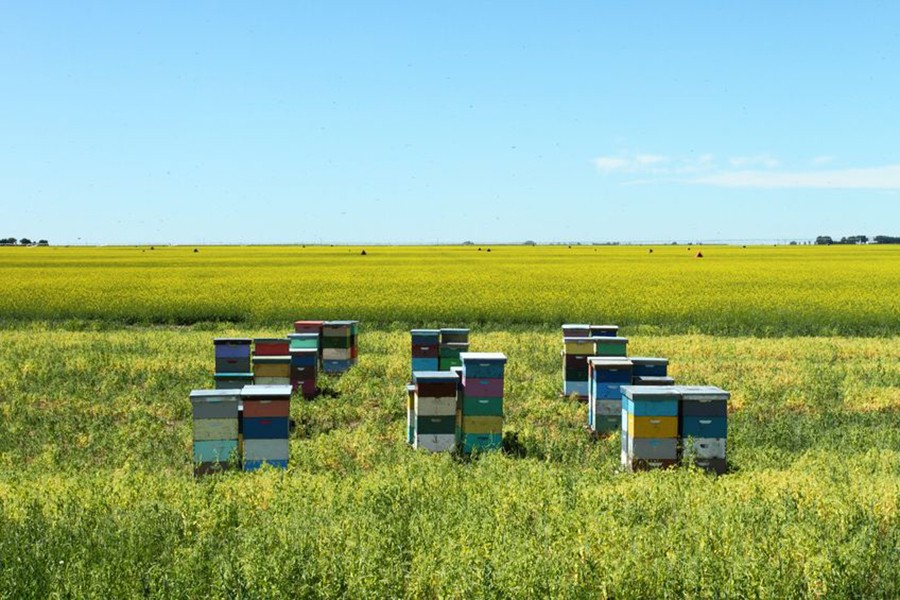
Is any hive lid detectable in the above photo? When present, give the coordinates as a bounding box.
[294,320,324,326]
[213,372,254,378]
[589,324,619,331]
[440,327,470,334]
[621,385,680,400]
[213,338,252,344]
[323,320,358,326]
[629,356,669,366]
[587,357,633,367]
[288,348,318,355]
[190,389,242,399]
[410,329,441,335]
[252,355,291,363]
[240,384,293,397]
[562,323,590,330]
[459,352,507,363]
[254,337,289,344]
[677,385,730,401]
[633,375,675,385]
[442,342,470,349]
[287,333,319,339]
[413,371,461,382]
[593,336,628,345]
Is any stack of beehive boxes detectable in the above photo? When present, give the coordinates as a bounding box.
[213,338,253,390]
[630,357,674,386]
[620,385,680,471]
[459,352,507,453]
[294,320,324,364]
[679,386,729,474]
[321,320,358,374]
[241,384,292,470]
[252,338,291,386]
[562,329,595,399]
[288,333,319,398]
[439,328,469,370]
[190,389,241,475]
[410,329,440,373]
[411,371,458,452]
[587,357,633,433]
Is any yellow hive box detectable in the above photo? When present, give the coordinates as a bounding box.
[627,415,678,439]
[253,363,291,378]
[461,416,503,434]
[564,340,595,354]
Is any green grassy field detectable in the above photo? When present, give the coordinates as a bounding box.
[1,246,898,598]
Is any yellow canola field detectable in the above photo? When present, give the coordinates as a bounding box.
[1,244,898,334]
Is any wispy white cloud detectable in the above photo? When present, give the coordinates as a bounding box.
[729,155,779,168]
[593,153,711,175]
[594,157,631,172]
[688,164,900,189]
[593,150,900,190]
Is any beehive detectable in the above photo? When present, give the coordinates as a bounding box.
[410,329,440,373]
[241,384,292,470]
[562,336,595,398]
[587,357,633,433]
[620,386,680,471]
[321,320,358,374]
[411,371,458,452]
[459,352,506,454]
[190,389,241,475]
[630,357,669,378]
[438,328,469,370]
[287,334,319,398]
[252,355,291,386]
[678,386,729,474]
[213,338,252,388]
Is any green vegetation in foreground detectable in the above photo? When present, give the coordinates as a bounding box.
[1,326,898,598]
[2,244,899,335]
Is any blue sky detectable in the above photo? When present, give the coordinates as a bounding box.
[2,2,898,245]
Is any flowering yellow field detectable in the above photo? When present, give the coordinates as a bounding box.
[2,244,898,334]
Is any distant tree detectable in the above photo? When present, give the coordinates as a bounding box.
[462,241,475,246]
[523,240,536,246]
[815,236,834,245]
[19,238,32,246]
[0,237,16,245]
[790,241,798,245]
[874,235,900,244]
[37,239,49,246]
[839,235,868,245]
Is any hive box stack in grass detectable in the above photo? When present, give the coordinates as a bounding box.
[587,357,633,433]
[294,321,325,365]
[679,386,729,474]
[241,385,292,470]
[213,338,254,390]
[630,357,674,386]
[191,389,241,475]
[410,329,440,373]
[620,385,680,471]
[439,328,470,371]
[459,352,507,454]
[321,320,358,374]
[411,371,458,452]
[562,336,596,399]
[252,338,291,386]
[288,333,319,398]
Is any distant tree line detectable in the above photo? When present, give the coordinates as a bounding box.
[814,235,900,245]
[0,237,49,246]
